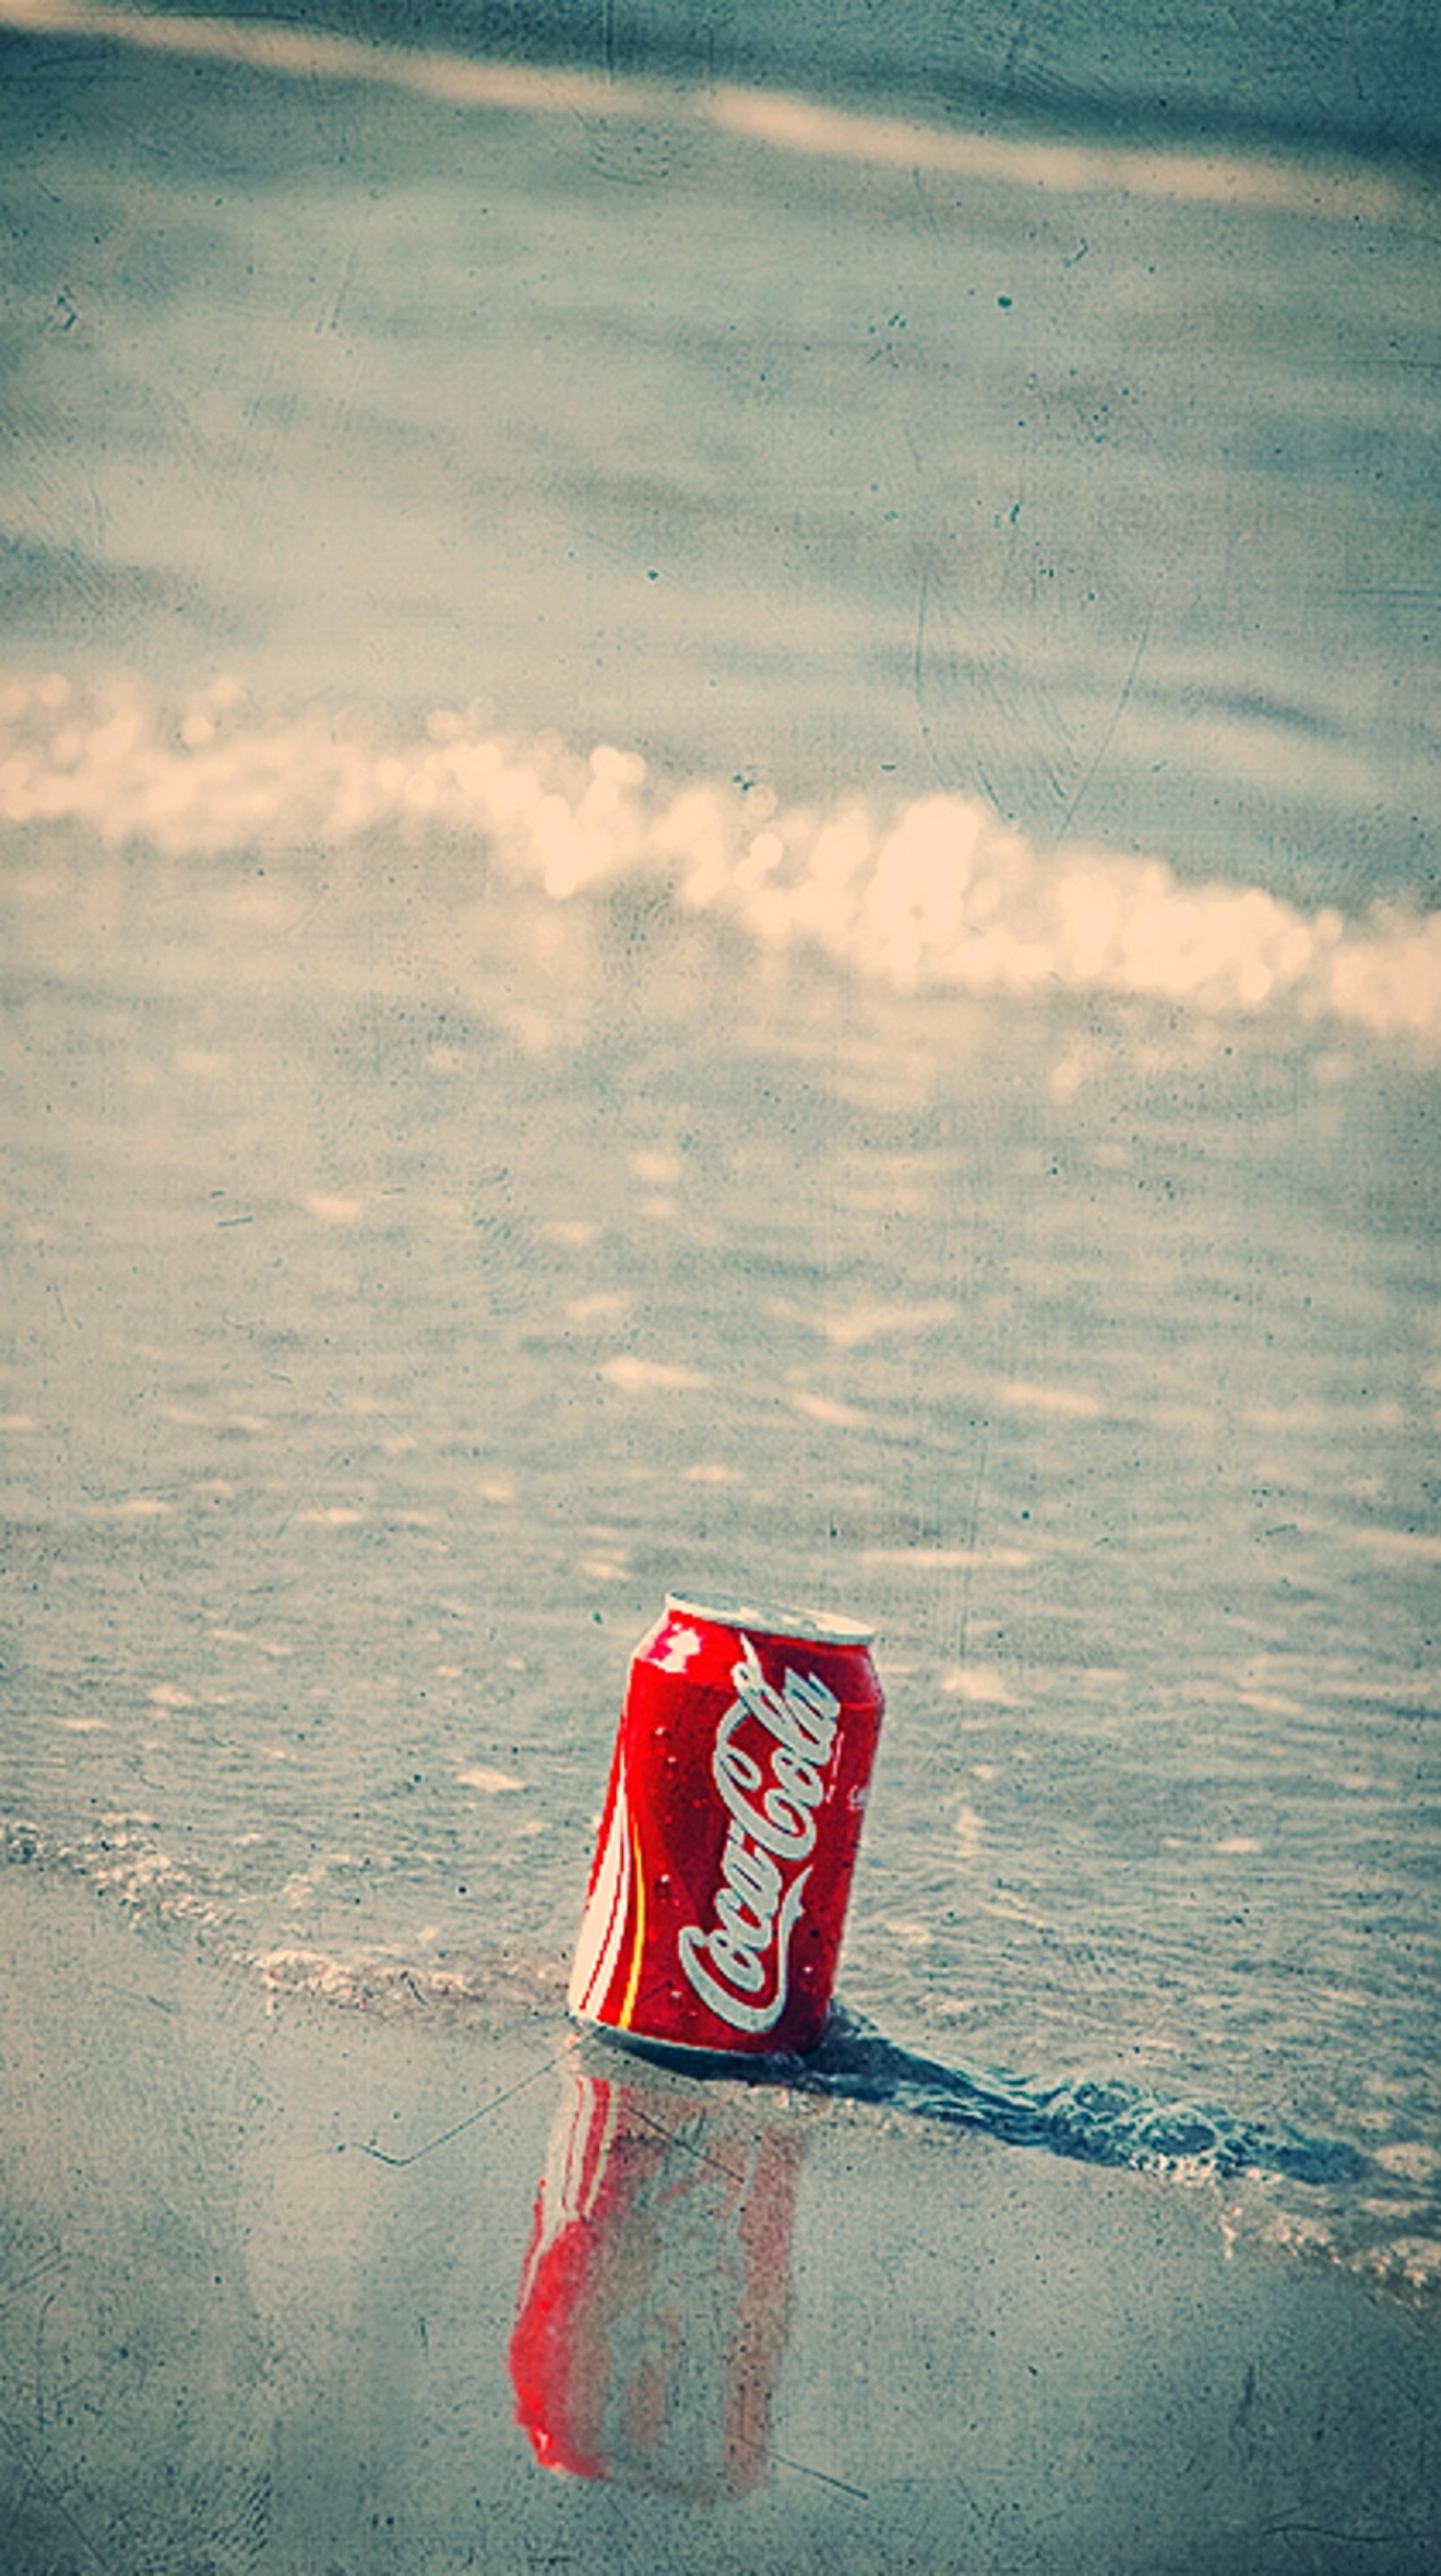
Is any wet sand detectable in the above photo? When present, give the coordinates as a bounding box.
[3,1867,1437,2576]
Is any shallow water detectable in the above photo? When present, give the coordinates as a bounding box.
[0,9,1438,2303]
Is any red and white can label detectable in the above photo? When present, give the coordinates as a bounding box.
[568,1594,884,2058]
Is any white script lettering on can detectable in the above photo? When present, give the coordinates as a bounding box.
[677,1639,840,2034]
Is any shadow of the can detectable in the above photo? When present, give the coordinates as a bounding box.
[770,2005,1370,2186]
[509,2054,804,2502]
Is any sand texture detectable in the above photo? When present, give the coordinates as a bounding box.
[3,1872,1437,2576]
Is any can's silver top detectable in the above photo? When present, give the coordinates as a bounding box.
[664,1590,875,1647]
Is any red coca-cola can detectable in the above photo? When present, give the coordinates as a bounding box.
[567,1592,884,2059]
[509,2062,802,2498]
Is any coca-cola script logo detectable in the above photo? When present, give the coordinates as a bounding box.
[676,1639,840,2035]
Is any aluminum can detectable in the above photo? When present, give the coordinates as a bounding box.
[509,2061,802,2498]
[568,1591,884,2059]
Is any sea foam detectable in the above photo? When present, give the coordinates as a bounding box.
[2,672,1437,1042]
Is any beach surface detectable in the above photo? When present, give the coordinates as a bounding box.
[4,1867,1438,2576]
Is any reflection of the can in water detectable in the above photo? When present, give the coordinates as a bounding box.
[509,2056,803,2501]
